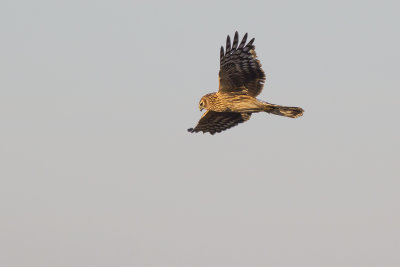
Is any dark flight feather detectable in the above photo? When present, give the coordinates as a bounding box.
[188,111,251,135]
[219,32,266,97]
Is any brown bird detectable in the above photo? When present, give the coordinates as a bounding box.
[188,32,304,135]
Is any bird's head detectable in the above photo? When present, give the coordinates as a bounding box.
[198,93,217,111]
[198,96,208,111]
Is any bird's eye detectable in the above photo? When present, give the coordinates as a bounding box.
[200,101,203,106]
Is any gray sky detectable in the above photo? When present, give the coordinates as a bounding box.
[1,0,399,266]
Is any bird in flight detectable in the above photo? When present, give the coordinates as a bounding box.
[188,32,304,135]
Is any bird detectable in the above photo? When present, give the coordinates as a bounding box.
[187,32,304,135]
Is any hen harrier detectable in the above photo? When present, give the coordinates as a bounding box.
[188,32,304,135]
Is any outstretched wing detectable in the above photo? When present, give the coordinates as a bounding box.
[219,32,266,97]
[188,111,251,135]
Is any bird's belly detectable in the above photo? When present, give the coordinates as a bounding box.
[220,95,263,113]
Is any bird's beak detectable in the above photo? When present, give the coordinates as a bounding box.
[199,107,204,111]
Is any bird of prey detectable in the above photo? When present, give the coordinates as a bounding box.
[188,32,304,135]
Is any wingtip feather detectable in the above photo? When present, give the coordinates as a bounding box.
[232,31,239,50]
[226,35,231,53]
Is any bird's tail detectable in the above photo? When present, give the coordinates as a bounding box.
[263,102,304,118]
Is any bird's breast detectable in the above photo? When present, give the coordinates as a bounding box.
[212,93,261,112]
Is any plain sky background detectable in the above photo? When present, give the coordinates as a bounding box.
[1,0,399,266]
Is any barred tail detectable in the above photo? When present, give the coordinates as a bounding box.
[263,103,304,118]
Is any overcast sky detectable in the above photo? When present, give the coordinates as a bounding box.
[1,0,399,266]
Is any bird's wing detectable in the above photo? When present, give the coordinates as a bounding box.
[218,32,266,97]
[188,111,251,135]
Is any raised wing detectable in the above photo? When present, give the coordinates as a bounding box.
[219,32,266,97]
[187,111,251,135]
